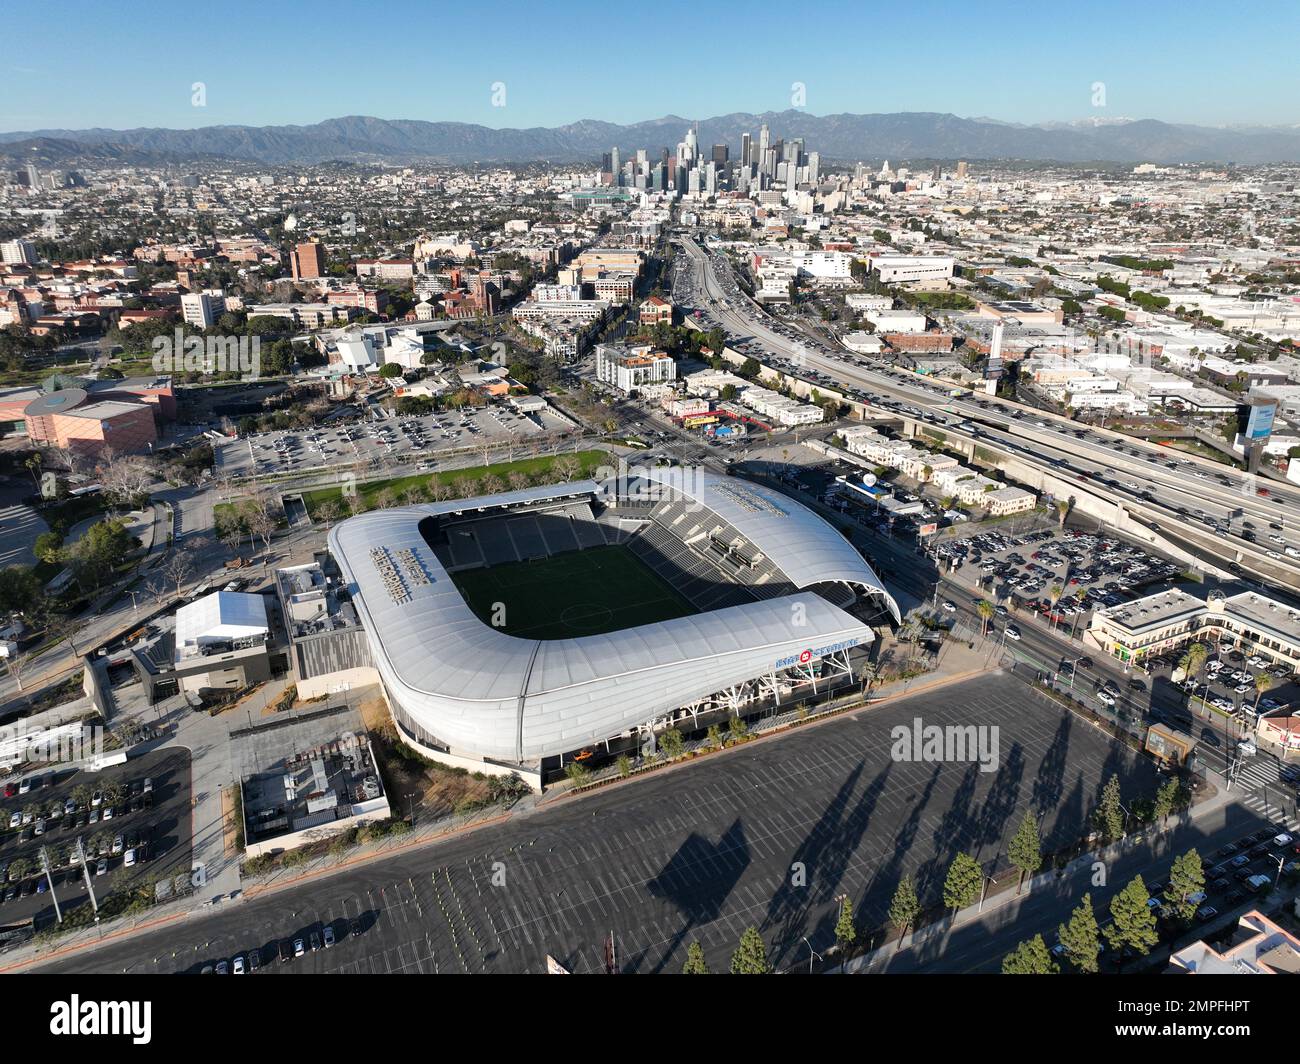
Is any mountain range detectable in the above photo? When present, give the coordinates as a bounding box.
[4,111,1300,166]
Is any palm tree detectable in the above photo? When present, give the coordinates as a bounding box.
[1049,583,1064,630]
[1252,670,1271,716]
[976,600,995,637]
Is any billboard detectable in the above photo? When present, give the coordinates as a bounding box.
[918,522,939,536]
[1246,399,1277,442]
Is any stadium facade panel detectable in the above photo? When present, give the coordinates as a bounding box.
[328,470,898,764]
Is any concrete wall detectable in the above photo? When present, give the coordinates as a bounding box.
[295,665,380,702]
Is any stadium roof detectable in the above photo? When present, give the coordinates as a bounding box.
[636,466,900,618]
[328,475,894,763]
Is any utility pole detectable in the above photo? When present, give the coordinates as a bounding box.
[75,836,100,926]
[39,846,61,924]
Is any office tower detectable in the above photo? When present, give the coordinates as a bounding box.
[705,162,717,195]
[675,163,687,193]
[611,146,621,186]
[956,160,969,179]
[290,239,325,280]
[23,163,39,188]
[636,149,648,174]
[712,144,728,167]
[741,132,751,168]
[601,152,612,174]
[807,152,820,184]
[758,124,769,164]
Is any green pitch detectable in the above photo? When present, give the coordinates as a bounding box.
[451,545,697,639]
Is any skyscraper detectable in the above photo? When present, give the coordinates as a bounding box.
[611,146,621,186]
[741,132,751,168]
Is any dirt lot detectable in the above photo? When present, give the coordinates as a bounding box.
[357,695,492,819]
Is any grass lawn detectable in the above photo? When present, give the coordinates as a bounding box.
[451,544,696,639]
[299,449,610,517]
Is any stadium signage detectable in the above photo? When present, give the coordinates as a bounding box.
[775,637,859,670]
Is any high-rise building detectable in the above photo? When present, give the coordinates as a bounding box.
[807,152,820,185]
[180,290,226,329]
[956,160,969,179]
[290,239,326,281]
[0,239,38,265]
[610,146,621,185]
[741,132,751,168]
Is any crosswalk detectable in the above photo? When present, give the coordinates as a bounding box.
[1227,752,1299,830]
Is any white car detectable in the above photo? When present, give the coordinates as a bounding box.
[1004,626,1021,641]
[1097,691,1116,706]
[942,601,957,613]
[123,848,136,867]
[232,955,245,975]
[7,812,19,829]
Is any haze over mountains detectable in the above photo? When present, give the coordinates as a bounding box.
[5,110,1300,166]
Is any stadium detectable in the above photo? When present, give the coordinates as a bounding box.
[328,465,901,784]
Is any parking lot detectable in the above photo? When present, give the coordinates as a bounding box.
[0,748,191,929]
[43,673,1158,975]
[934,524,1184,629]
[215,405,572,477]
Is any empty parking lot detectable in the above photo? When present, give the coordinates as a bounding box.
[39,673,1158,975]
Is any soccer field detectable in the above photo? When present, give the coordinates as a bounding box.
[451,545,697,639]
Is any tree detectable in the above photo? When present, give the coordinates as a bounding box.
[1008,811,1042,894]
[657,727,684,760]
[730,926,772,974]
[0,566,43,616]
[1057,893,1102,973]
[66,518,133,589]
[682,941,709,974]
[943,852,983,914]
[1152,778,1182,824]
[1001,934,1059,974]
[161,545,195,599]
[1094,774,1126,842]
[888,875,920,949]
[378,362,404,379]
[976,599,995,636]
[1165,849,1205,922]
[99,452,155,505]
[1105,874,1160,966]
[834,897,857,956]
[33,531,64,565]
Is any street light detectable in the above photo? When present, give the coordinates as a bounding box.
[799,936,823,975]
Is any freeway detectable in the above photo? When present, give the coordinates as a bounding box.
[673,235,1300,584]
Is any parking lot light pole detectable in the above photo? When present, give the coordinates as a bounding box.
[800,936,822,975]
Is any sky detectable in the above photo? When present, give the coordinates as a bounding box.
[3,0,1299,133]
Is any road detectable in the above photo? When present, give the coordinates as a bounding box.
[673,235,1300,583]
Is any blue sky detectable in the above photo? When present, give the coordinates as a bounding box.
[3,0,1298,132]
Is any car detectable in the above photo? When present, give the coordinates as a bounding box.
[102,805,114,821]
[1217,843,1240,858]
[1196,905,1219,922]
[111,834,123,855]
[63,798,76,816]
[18,777,31,795]
[143,777,153,794]
[90,790,102,807]
[248,948,261,971]
[1211,877,1231,892]
[309,931,322,952]
[2,783,13,799]
[123,848,136,867]
[1274,833,1294,848]
[293,938,305,958]
[1249,843,1270,859]
[278,940,294,964]
[95,858,107,876]
[1096,691,1116,706]
[1004,626,1021,641]
[232,955,245,975]
[7,812,19,829]
[215,960,228,975]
